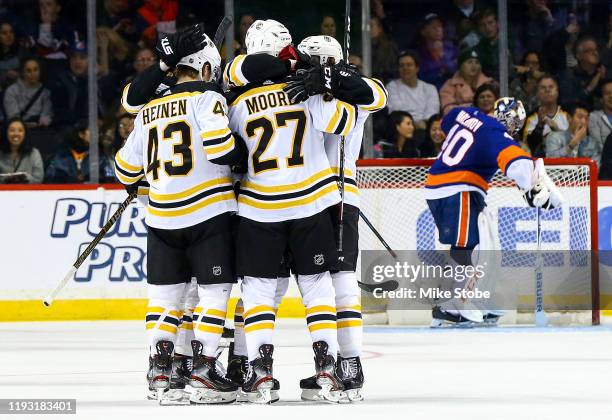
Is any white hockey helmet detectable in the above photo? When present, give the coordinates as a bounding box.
[245,19,292,56]
[177,34,221,82]
[298,35,343,65]
[493,97,526,136]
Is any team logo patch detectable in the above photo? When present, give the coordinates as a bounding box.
[314,254,324,266]
[212,266,222,276]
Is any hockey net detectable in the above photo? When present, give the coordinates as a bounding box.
[356,158,599,326]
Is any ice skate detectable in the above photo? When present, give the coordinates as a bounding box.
[147,353,193,405]
[242,344,275,404]
[338,356,364,402]
[480,310,505,326]
[312,341,345,403]
[147,341,174,403]
[431,306,482,328]
[189,340,238,404]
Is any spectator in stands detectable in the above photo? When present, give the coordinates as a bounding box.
[0,117,43,183]
[542,12,580,75]
[510,51,544,113]
[440,49,492,114]
[371,16,398,82]
[558,36,607,108]
[0,22,26,89]
[237,14,254,55]
[102,113,134,170]
[348,54,362,73]
[24,0,75,60]
[386,51,439,130]
[96,27,131,82]
[419,114,445,157]
[49,40,88,127]
[600,133,612,180]
[320,15,336,37]
[522,75,568,156]
[417,13,458,89]
[546,102,601,164]
[375,111,419,158]
[439,0,483,49]
[474,9,513,79]
[130,47,156,79]
[3,58,53,128]
[473,83,499,115]
[137,0,178,48]
[588,79,612,163]
[97,0,140,44]
[45,119,114,183]
[515,0,565,57]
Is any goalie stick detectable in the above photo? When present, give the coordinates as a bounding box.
[534,207,548,326]
[43,192,138,307]
[337,0,351,252]
[213,16,232,50]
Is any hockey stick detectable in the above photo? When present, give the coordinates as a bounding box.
[359,210,397,259]
[337,0,351,252]
[357,211,399,293]
[213,16,232,50]
[43,192,138,307]
[534,207,548,326]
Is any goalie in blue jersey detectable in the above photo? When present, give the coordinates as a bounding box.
[424,97,564,327]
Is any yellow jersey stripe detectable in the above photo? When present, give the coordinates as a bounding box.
[147,192,235,217]
[115,171,142,185]
[149,177,233,201]
[115,152,143,172]
[360,78,387,111]
[205,136,235,155]
[121,84,142,115]
[325,101,343,133]
[239,184,339,210]
[201,127,231,140]
[230,83,287,106]
[330,166,355,178]
[230,54,247,87]
[241,168,334,193]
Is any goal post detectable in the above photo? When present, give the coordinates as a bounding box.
[356,158,600,326]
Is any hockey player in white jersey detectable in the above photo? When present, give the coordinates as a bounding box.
[115,35,245,405]
[226,19,355,403]
[279,35,387,402]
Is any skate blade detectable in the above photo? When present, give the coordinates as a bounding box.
[159,389,190,406]
[246,388,273,404]
[315,378,345,403]
[300,388,322,402]
[340,388,363,403]
[430,319,477,329]
[189,389,237,405]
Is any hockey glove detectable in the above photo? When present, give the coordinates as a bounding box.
[155,23,207,68]
[283,65,336,104]
[523,182,553,210]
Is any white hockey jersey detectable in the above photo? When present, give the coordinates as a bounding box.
[227,83,355,222]
[324,77,388,208]
[115,82,238,229]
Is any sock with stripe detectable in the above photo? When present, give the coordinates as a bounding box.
[332,271,362,358]
[241,276,277,362]
[146,283,186,355]
[233,298,247,357]
[175,279,199,356]
[193,283,232,357]
[297,272,338,357]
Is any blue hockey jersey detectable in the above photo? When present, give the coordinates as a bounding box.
[424,107,532,199]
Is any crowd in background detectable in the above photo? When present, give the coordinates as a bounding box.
[0,0,611,184]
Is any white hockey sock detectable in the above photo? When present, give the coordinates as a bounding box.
[333,271,362,358]
[193,283,232,357]
[175,279,199,356]
[241,276,277,362]
[146,283,186,355]
[298,272,338,358]
[233,298,247,357]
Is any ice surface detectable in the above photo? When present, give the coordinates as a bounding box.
[1,319,611,420]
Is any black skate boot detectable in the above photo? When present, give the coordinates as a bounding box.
[338,356,364,402]
[431,306,477,328]
[147,341,174,403]
[312,341,344,403]
[299,374,320,401]
[242,344,275,404]
[189,340,238,404]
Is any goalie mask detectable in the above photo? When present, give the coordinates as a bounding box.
[245,19,292,56]
[177,34,221,82]
[493,97,526,136]
[298,35,343,65]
